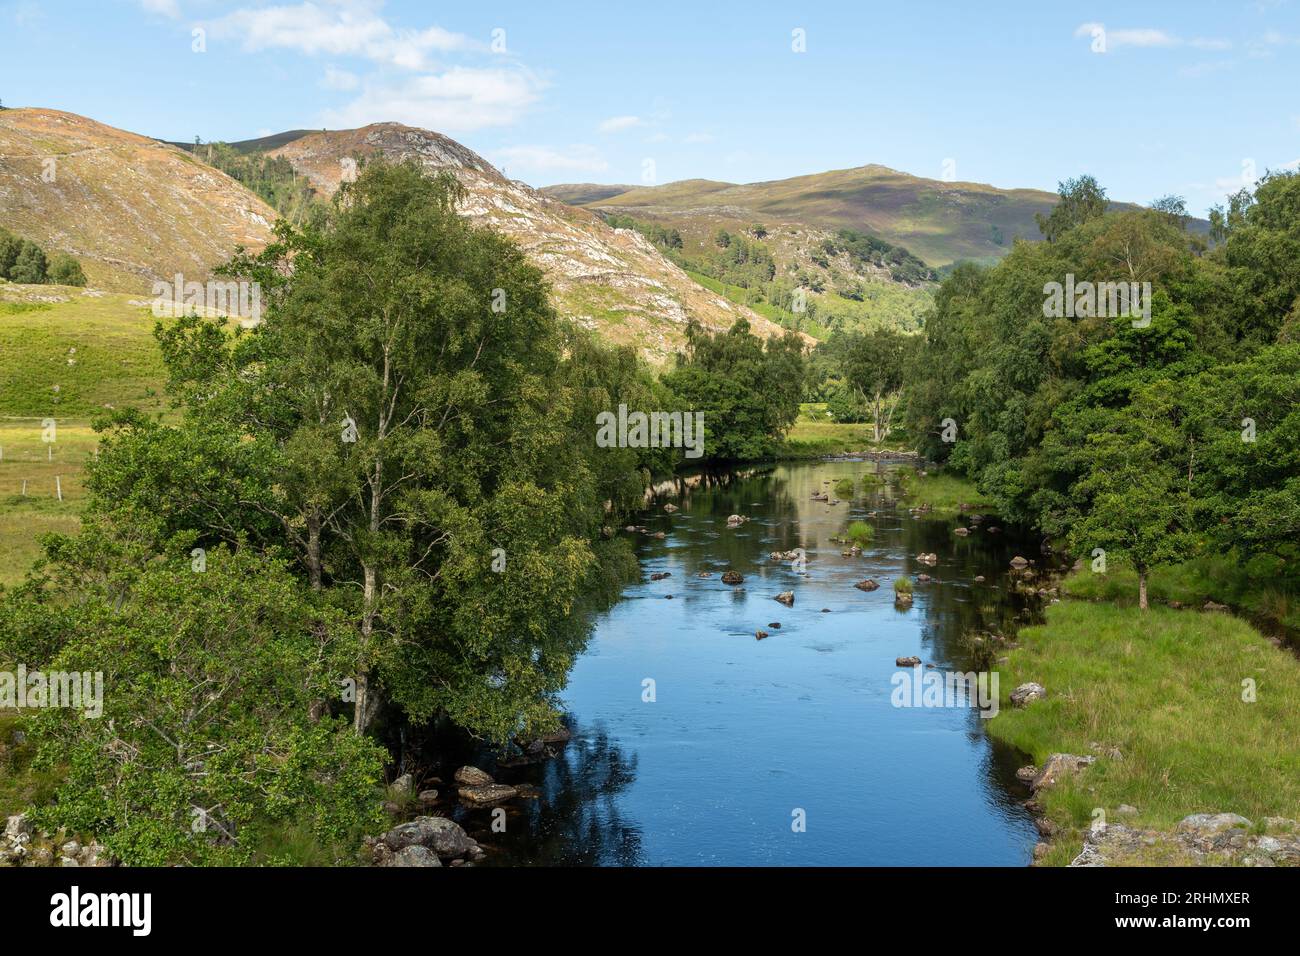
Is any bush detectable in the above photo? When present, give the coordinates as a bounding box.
[46,253,87,286]
[846,520,874,545]
[834,477,856,498]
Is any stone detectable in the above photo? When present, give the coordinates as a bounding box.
[390,772,414,795]
[974,575,985,583]
[1176,813,1252,836]
[896,656,922,667]
[1116,805,1139,817]
[755,630,769,641]
[774,591,795,607]
[1031,753,1094,791]
[453,765,494,787]
[1009,682,1046,707]
[1009,555,1030,570]
[854,578,880,592]
[954,527,970,536]
[1015,765,1038,782]
[382,845,442,867]
[721,570,744,585]
[418,789,440,806]
[459,784,519,806]
[3,814,33,842]
[663,503,678,513]
[767,622,782,629]
[382,815,475,857]
[916,553,938,566]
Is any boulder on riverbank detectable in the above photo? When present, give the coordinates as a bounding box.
[1069,814,1300,867]
[459,784,519,806]
[1030,753,1094,791]
[1009,682,1046,707]
[454,766,494,787]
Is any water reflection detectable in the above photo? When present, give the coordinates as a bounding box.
[421,460,1045,865]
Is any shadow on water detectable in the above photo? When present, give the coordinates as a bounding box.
[412,459,1049,865]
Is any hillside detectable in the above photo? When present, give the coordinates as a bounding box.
[555,164,1060,268]
[262,123,802,363]
[0,108,276,291]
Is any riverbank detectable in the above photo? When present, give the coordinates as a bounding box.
[989,599,1300,866]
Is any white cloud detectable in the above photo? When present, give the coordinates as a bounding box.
[320,67,544,132]
[140,0,180,17]
[209,1,474,72]
[599,115,645,133]
[1074,22,1229,51]
[644,132,670,144]
[491,144,609,175]
[321,65,360,90]
[684,132,715,144]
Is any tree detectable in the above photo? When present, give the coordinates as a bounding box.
[0,533,388,865]
[830,328,913,443]
[8,239,47,283]
[1036,175,1109,242]
[46,252,87,286]
[662,319,806,461]
[83,159,638,746]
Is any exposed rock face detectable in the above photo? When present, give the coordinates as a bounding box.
[1010,682,1046,707]
[266,123,808,365]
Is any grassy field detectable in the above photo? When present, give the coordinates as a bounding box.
[895,469,991,511]
[1064,555,1300,635]
[0,289,164,586]
[779,403,879,458]
[989,600,1300,865]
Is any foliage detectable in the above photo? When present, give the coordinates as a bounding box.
[661,319,806,462]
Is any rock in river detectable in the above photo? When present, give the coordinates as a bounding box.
[454,765,494,787]
[459,784,519,807]
[896,656,922,667]
[854,579,880,592]
[774,590,795,607]
[721,570,744,585]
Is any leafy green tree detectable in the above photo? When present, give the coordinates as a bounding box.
[46,252,87,286]
[662,319,806,461]
[8,239,47,283]
[1036,175,1108,242]
[83,159,639,745]
[1,534,387,865]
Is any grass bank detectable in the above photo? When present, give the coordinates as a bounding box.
[895,469,991,512]
[988,600,1300,865]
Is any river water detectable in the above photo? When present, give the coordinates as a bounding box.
[440,459,1043,866]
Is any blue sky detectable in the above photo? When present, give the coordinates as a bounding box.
[2,0,1298,214]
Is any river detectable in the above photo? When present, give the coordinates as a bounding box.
[436,459,1043,866]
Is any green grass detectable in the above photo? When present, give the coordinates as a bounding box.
[0,291,166,417]
[896,469,990,511]
[846,520,874,546]
[893,576,913,594]
[834,477,856,499]
[778,404,878,458]
[989,600,1300,865]
[1063,554,1300,635]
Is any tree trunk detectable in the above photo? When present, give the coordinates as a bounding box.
[355,562,378,734]
[307,511,322,591]
[1138,570,1149,611]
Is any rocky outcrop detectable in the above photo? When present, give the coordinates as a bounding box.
[1,814,111,868]
[1070,814,1300,867]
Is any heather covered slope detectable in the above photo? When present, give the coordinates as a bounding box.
[0,108,276,292]
[266,123,806,363]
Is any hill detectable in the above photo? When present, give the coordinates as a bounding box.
[260,122,805,362]
[0,108,276,292]
[566,164,1060,268]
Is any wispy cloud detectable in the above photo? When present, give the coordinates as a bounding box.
[207,1,543,133]
[1073,22,1230,51]
[491,144,609,176]
[320,67,544,132]
[599,115,645,133]
[139,0,180,17]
